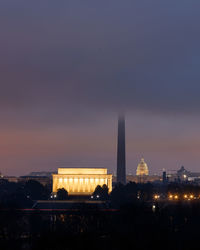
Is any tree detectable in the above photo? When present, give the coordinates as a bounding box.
[24,180,50,200]
[93,184,109,200]
[57,188,68,200]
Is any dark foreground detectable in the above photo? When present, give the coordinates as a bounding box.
[0,202,200,250]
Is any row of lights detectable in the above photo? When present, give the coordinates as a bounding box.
[50,194,57,199]
[153,194,197,200]
[91,195,100,199]
[168,194,195,200]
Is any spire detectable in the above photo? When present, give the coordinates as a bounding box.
[117,115,126,184]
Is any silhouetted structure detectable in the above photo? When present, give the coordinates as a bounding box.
[162,170,167,184]
[117,115,126,184]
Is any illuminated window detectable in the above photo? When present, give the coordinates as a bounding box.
[64,178,67,182]
[95,178,99,183]
[80,178,83,183]
[85,178,89,183]
[100,178,104,183]
[74,178,78,183]
[69,178,73,183]
[59,178,62,183]
[90,178,94,183]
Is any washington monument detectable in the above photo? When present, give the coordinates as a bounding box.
[117,115,126,184]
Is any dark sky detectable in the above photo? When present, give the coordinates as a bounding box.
[1,0,200,176]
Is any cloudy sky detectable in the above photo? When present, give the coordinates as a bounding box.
[1,0,200,176]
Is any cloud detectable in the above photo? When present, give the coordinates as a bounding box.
[0,1,200,121]
[0,0,200,174]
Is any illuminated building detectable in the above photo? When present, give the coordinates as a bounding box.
[168,166,200,183]
[52,168,112,195]
[136,158,149,176]
[117,115,126,184]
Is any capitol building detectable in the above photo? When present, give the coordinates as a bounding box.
[136,158,149,176]
[124,158,161,183]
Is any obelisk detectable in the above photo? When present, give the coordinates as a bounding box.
[117,115,126,184]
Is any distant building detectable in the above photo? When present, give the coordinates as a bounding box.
[1,176,19,183]
[52,168,112,195]
[177,166,200,182]
[136,158,149,176]
[163,166,200,183]
[19,171,55,186]
[126,174,161,183]
[113,158,161,184]
[177,166,189,181]
[28,171,55,177]
[162,170,167,184]
[0,172,53,186]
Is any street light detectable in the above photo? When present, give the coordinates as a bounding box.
[174,195,178,200]
[154,194,160,200]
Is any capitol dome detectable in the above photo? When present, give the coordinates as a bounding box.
[136,158,149,176]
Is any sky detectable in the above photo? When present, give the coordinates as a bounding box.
[1,0,200,176]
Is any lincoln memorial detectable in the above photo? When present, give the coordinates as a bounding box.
[52,168,112,195]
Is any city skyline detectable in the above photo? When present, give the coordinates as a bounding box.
[1,2,200,250]
[1,1,200,175]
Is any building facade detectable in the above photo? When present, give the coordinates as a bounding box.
[52,168,112,195]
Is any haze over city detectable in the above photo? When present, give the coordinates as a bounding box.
[1,0,200,176]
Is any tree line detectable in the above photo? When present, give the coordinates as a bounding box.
[1,178,200,208]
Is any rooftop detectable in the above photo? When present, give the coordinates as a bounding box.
[57,168,108,175]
